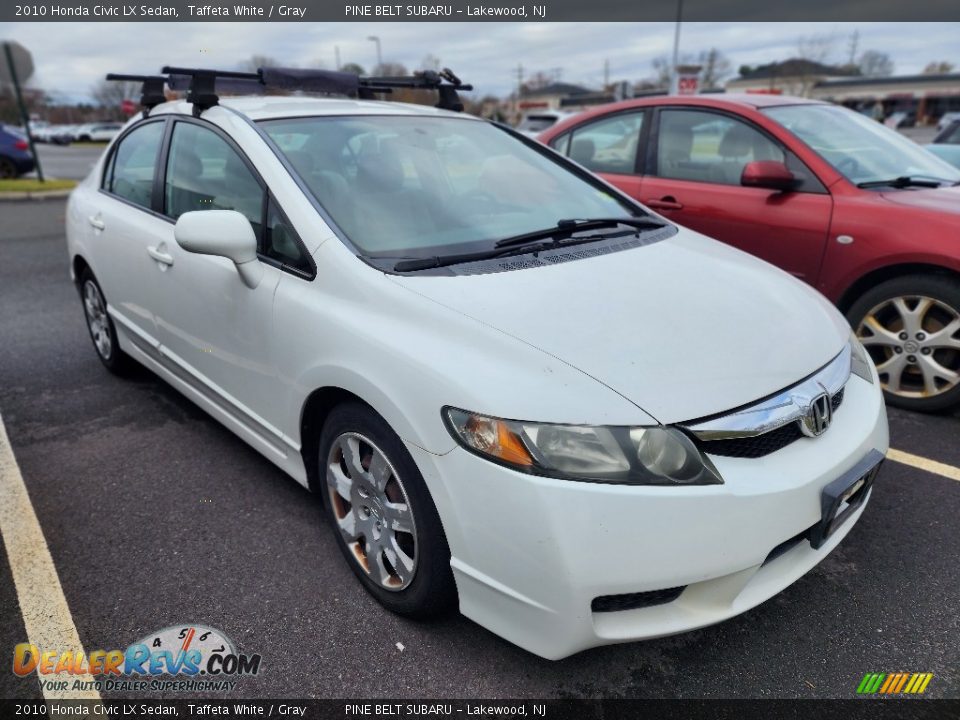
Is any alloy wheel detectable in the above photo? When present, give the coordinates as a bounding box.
[326,432,418,591]
[857,294,960,399]
[82,280,113,360]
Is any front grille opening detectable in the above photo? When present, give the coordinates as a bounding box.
[762,525,814,566]
[591,586,686,613]
[695,387,846,459]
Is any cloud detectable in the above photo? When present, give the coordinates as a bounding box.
[1,20,957,102]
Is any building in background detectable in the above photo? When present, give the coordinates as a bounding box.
[726,59,960,124]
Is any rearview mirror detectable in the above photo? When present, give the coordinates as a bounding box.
[174,210,263,289]
[741,161,799,192]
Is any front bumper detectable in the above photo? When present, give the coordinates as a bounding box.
[408,374,888,660]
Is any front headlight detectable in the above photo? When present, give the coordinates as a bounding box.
[443,407,723,486]
[850,331,875,384]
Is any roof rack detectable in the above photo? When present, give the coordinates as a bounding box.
[105,74,168,117]
[159,65,473,115]
[162,67,263,117]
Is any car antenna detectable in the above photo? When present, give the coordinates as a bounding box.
[104,74,168,118]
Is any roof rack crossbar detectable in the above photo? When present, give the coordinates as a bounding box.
[109,65,474,117]
[105,73,168,117]
[161,66,262,117]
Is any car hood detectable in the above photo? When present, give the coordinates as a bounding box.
[389,229,849,424]
[877,183,960,214]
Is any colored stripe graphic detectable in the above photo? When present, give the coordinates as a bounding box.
[857,672,932,694]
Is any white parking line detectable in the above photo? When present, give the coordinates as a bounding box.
[0,413,101,701]
[888,448,960,483]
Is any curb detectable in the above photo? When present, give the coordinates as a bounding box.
[0,190,73,201]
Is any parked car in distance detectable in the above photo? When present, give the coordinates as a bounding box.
[884,110,916,129]
[927,119,960,169]
[936,111,960,132]
[515,110,577,138]
[32,123,75,145]
[67,84,887,660]
[540,94,960,412]
[75,122,123,142]
[0,124,36,178]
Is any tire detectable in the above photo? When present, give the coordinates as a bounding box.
[79,268,134,375]
[318,403,456,618]
[0,157,16,179]
[847,274,960,412]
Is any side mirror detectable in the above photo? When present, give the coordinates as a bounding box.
[174,210,263,289]
[741,161,799,192]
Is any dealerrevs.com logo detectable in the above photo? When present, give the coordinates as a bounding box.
[12,624,261,693]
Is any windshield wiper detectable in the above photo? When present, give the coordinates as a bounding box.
[393,224,653,272]
[857,176,946,189]
[493,217,665,249]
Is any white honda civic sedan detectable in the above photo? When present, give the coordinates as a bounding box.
[66,91,888,660]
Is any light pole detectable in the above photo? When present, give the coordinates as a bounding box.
[367,36,382,72]
[669,0,683,95]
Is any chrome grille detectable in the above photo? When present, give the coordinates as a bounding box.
[681,346,852,459]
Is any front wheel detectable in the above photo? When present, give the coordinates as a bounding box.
[847,275,960,412]
[79,268,133,374]
[319,403,456,618]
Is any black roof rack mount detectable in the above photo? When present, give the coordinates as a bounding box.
[161,66,262,117]
[105,73,168,118]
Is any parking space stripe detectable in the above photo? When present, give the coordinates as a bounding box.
[888,448,960,483]
[0,413,102,701]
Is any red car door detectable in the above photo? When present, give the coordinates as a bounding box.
[636,107,834,283]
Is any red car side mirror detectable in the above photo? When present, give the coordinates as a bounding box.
[741,161,799,192]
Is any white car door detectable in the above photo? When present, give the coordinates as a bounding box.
[149,118,302,453]
[86,118,169,352]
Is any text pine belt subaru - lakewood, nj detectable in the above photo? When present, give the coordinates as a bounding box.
[65,66,888,659]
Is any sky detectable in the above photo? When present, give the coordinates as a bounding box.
[2,21,959,103]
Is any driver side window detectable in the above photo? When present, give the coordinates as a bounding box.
[164,121,265,241]
[654,109,824,192]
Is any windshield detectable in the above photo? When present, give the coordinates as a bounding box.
[764,104,960,186]
[260,115,637,258]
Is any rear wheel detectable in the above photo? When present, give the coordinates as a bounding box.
[847,275,960,412]
[319,403,456,618]
[79,268,133,374]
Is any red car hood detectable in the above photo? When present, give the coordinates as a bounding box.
[877,184,960,214]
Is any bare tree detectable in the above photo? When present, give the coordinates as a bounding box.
[797,32,837,65]
[419,54,441,72]
[794,32,838,96]
[650,55,674,88]
[373,62,408,77]
[91,79,141,112]
[923,60,955,74]
[698,48,731,89]
[858,50,894,77]
[340,62,366,76]
[239,55,280,73]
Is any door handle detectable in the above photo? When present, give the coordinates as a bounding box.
[147,246,174,266]
[646,197,684,211]
[88,216,105,230]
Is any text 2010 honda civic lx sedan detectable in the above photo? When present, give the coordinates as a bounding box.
[66,68,888,660]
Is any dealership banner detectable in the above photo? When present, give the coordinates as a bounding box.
[2,699,958,718]
[3,0,960,22]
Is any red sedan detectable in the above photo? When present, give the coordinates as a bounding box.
[539,94,960,412]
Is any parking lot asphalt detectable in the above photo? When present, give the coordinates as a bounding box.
[0,199,958,700]
[30,143,106,181]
